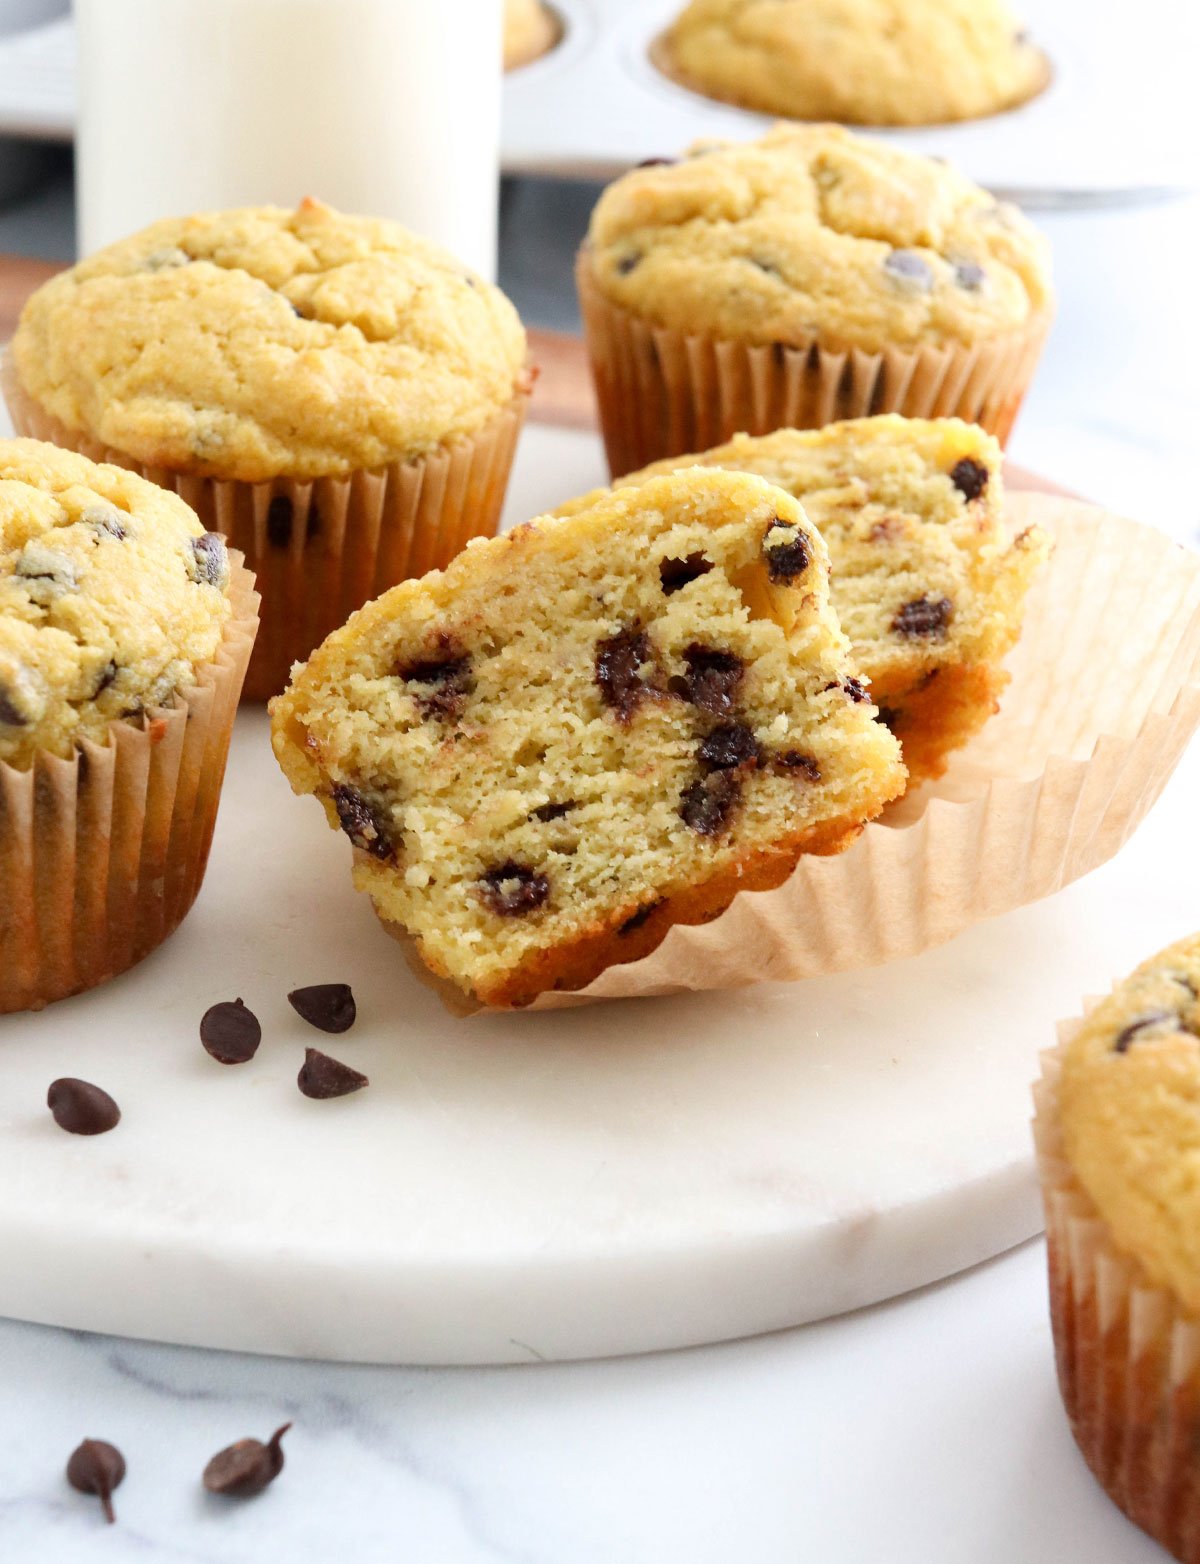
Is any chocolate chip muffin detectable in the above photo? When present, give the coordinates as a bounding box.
[271,467,905,1010]
[6,198,530,699]
[1035,934,1200,1562]
[653,0,1049,126]
[578,124,1053,472]
[504,0,559,69]
[559,416,1049,782]
[0,437,257,1012]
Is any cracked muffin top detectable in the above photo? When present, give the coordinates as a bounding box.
[0,438,231,768]
[1058,933,1200,1314]
[655,0,1049,127]
[11,199,528,484]
[585,123,1052,352]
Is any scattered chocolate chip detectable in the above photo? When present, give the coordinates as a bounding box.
[200,998,262,1064]
[950,457,990,501]
[840,677,870,704]
[764,524,811,584]
[875,706,901,730]
[203,1424,291,1497]
[287,984,356,1034]
[266,495,294,548]
[953,260,987,292]
[297,1050,368,1100]
[637,156,677,167]
[892,596,953,639]
[190,532,229,588]
[618,899,665,935]
[66,1439,126,1524]
[615,252,642,276]
[774,750,821,781]
[531,801,577,822]
[1114,1009,1177,1053]
[82,505,127,541]
[479,862,550,916]
[595,626,653,719]
[331,784,395,860]
[47,1078,120,1136]
[680,770,741,835]
[883,249,934,291]
[671,645,744,715]
[698,721,761,770]
[398,654,474,719]
[659,553,713,594]
[0,684,29,726]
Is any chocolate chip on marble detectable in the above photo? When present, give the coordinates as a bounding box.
[774,750,821,781]
[659,553,713,595]
[891,596,953,639]
[297,1050,368,1100]
[670,645,744,715]
[331,783,396,860]
[66,1439,126,1524]
[267,495,295,548]
[698,721,761,771]
[679,770,741,835]
[618,899,665,935]
[596,626,654,720]
[883,250,935,291]
[200,998,262,1064]
[763,523,811,584]
[615,251,642,276]
[950,457,990,501]
[478,862,551,917]
[190,532,229,588]
[531,801,577,822]
[398,653,474,720]
[287,984,357,1035]
[1114,1009,1177,1053]
[82,505,128,541]
[47,1078,120,1136]
[953,260,987,292]
[203,1424,291,1497]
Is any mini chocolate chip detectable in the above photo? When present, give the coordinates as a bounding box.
[67,1439,126,1524]
[950,457,990,501]
[595,626,653,720]
[0,685,29,726]
[637,156,677,167]
[698,721,761,770]
[203,1424,291,1497]
[680,770,741,835]
[47,1078,120,1136]
[892,596,953,638]
[398,654,474,719]
[618,898,665,935]
[884,249,934,291]
[199,998,262,1064]
[764,525,811,584]
[288,984,356,1034]
[953,260,987,292]
[1114,1009,1177,1053]
[266,495,294,547]
[479,862,551,916]
[331,783,395,860]
[672,645,743,715]
[774,750,821,781]
[840,677,870,703]
[659,553,713,594]
[190,531,229,588]
[616,252,642,275]
[531,801,577,822]
[297,1050,368,1100]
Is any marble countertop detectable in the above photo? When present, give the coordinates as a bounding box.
[0,161,1198,1560]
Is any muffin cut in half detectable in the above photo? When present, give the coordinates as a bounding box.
[271,469,905,1009]
[559,416,1049,783]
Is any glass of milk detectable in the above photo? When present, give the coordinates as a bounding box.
[74,0,504,278]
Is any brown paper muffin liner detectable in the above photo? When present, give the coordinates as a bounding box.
[0,559,259,1014]
[1035,1028,1200,1561]
[577,249,1051,476]
[2,354,528,702]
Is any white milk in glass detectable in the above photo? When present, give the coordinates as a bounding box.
[74,0,503,278]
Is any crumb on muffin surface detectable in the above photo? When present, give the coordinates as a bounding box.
[0,438,231,768]
[12,199,529,484]
[586,124,1052,353]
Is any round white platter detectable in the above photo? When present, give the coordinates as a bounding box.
[0,421,1196,1366]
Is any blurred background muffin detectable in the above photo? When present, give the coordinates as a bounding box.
[504,0,560,70]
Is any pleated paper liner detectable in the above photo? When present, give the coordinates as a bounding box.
[1,353,528,702]
[577,249,1051,477]
[1035,1026,1200,1562]
[0,558,259,1015]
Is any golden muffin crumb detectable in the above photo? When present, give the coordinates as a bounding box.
[272,468,905,1008]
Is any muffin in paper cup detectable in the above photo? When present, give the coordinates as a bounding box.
[1034,934,1200,1561]
[1,441,258,1013]
[579,124,1053,476]
[5,198,531,701]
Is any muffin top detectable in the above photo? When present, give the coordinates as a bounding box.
[12,199,528,484]
[585,124,1052,352]
[0,438,232,768]
[1058,934,1200,1314]
[504,0,558,68]
[656,0,1048,127]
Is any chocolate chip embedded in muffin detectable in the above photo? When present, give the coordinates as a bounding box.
[884,250,935,292]
[478,862,551,916]
[891,596,953,639]
[1113,1009,1184,1054]
[531,801,577,822]
[953,260,987,292]
[616,251,642,276]
[763,520,811,583]
[672,644,744,715]
[679,769,741,835]
[81,505,128,541]
[618,898,666,934]
[697,720,761,770]
[398,652,474,720]
[190,531,230,588]
[14,543,80,603]
[950,457,990,501]
[331,783,395,860]
[774,750,821,781]
[659,553,713,594]
[596,626,654,719]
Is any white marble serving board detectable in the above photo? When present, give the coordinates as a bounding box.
[0,421,1196,1367]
